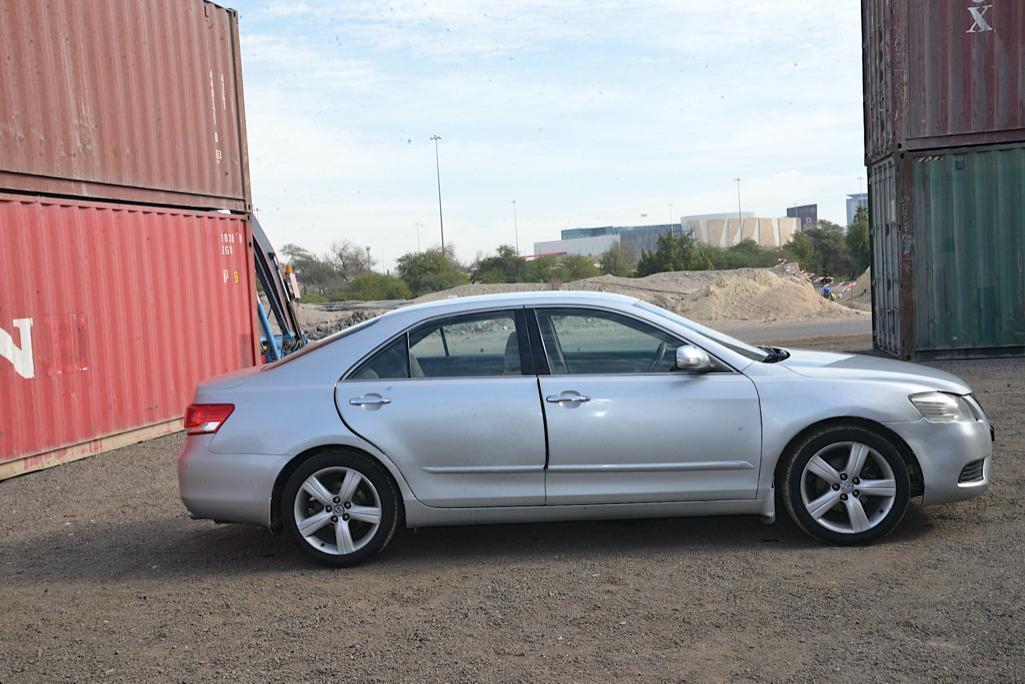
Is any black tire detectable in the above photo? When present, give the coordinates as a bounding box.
[281,450,400,567]
[781,424,911,545]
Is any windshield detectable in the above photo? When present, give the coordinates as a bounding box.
[634,301,769,362]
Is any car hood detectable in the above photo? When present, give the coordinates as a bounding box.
[778,349,970,393]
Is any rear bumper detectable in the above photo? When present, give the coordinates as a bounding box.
[177,435,288,527]
[886,417,992,505]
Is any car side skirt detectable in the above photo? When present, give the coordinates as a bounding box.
[401,496,769,528]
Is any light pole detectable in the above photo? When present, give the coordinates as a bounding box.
[416,222,422,253]
[365,245,372,273]
[668,202,674,232]
[430,134,445,254]
[511,200,519,254]
[733,178,742,225]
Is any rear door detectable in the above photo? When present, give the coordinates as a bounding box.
[337,308,546,507]
[532,307,762,505]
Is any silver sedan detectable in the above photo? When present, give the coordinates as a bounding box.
[177,292,992,566]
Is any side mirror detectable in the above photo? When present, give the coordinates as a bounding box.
[675,344,712,372]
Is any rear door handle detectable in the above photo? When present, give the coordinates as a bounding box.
[546,392,591,404]
[349,394,392,407]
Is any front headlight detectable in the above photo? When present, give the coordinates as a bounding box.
[909,392,975,423]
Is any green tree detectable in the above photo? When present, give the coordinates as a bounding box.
[783,231,815,271]
[524,255,560,282]
[846,206,870,273]
[802,220,854,277]
[599,242,639,276]
[557,255,600,281]
[706,239,781,270]
[280,243,344,297]
[395,248,469,296]
[343,273,411,300]
[472,245,527,283]
[635,232,706,276]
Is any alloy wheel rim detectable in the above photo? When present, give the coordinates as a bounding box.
[293,466,382,555]
[800,441,897,535]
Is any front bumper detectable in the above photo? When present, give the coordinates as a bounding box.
[177,435,289,527]
[886,417,992,505]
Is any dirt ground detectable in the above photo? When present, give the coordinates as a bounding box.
[2,332,1023,682]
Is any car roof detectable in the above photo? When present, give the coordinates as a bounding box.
[384,289,641,319]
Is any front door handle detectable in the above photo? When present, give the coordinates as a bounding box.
[546,392,591,404]
[349,394,392,407]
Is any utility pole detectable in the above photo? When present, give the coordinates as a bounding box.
[733,178,742,225]
[430,134,445,254]
[512,200,519,254]
[668,202,674,233]
[365,245,372,273]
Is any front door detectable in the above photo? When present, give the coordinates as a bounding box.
[338,308,546,507]
[533,307,762,505]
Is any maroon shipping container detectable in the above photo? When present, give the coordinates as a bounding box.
[862,0,1025,165]
[0,0,251,212]
[0,194,260,479]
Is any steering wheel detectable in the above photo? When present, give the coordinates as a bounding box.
[648,341,670,372]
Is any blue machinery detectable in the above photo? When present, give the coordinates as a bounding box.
[251,217,307,363]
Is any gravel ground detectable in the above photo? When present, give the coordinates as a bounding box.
[1,334,1023,682]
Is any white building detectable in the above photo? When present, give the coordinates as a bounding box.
[685,216,799,248]
[533,234,619,258]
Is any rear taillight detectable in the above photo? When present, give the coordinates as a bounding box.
[184,403,235,435]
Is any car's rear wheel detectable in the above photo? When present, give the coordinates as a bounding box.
[281,451,399,567]
[781,425,910,545]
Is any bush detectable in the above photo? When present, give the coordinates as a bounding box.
[395,248,469,296]
[343,273,411,300]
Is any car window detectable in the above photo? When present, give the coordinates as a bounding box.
[349,335,409,380]
[408,311,523,378]
[535,308,680,375]
[634,301,768,362]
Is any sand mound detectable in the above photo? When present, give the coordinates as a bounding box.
[302,266,864,336]
[845,268,871,310]
[561,267,860,322]
[679,269,860,322]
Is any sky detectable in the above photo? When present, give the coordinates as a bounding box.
[232,0,866,270]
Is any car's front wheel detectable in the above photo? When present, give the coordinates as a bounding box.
[781,424,911,545]
[281,451,400,566]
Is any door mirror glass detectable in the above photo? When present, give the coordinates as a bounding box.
[675,344,712,372]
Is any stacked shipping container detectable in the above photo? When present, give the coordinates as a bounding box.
[862,0,1025,358]
[0,1,259,478]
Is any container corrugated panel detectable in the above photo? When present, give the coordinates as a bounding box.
[0,194,259,478]
[869,157,902,355]
[862,0,1025,164]
[862,0,899,166]
[912,143,1025,352]
[0,0,251,212]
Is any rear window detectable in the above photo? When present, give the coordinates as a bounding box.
[261,316,381,370]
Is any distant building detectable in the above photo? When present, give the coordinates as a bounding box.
[533,234,619,258]
[786,204,818,232]
[846,193,868,226]
[685,217,798,249]
[560,212,753,242]
[545,214,797,256]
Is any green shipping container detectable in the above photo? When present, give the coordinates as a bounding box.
[869,142,1025,358]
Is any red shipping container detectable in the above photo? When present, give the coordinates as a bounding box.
[862,0,1025,164]
[0,194,260,479]
[0,0,251,212]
